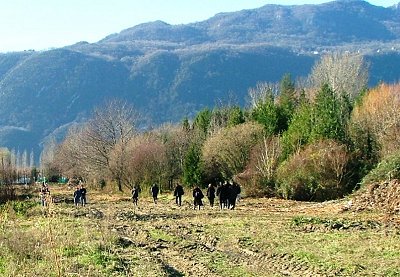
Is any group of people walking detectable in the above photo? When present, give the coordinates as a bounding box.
[40,180,241,210]
[130,181,241,210]
[172,181,241,210]
[131,183,159,206]
[73,184,87,207]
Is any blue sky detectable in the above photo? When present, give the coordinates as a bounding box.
[0,0,398,53]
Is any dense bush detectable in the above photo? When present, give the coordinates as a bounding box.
[1,201,38,216]
[351,84,400,158]
[276,140,350,201]
[361,150,400,185]
[202,122,264,180]
[236,136,281,197]
[235,172,275,197]
[0,185,16,204]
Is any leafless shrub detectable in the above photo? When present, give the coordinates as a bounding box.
[202,122,264,180]
[276,139,350,201]
[308,52,369,100]
[351,83,400,158]
[236,136,281,197]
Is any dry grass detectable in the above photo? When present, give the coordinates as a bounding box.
[0,184,399,276]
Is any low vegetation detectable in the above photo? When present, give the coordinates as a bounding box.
[0,185,399,277]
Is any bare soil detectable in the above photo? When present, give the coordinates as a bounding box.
[2,184,400,276]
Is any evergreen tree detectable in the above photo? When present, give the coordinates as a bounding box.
[182,117,191,132]
[251,88,279,136]
[277,73,296,132]
[311,84,346,143]
[182,144,203,186]
[281,100,313,159]
[193,108,212,137]
[227,106,245,127]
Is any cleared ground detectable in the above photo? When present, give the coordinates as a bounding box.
[0,185,399,276]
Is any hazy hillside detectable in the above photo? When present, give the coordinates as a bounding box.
[0,0,399,157]
[100,0,400,49]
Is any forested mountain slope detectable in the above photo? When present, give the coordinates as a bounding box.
[0,0,399,156]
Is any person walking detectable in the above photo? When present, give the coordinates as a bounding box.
[80,184,87,206]
[132,185,140,206]
[40,183,50,207]
[233,181,242,203]
[173,183,184,206]
[227,182,236,210]
[217,182,229,209]
[192,186,204,210]
[151,183,159,204]
[206,183,216,208]
[73,186,82,207]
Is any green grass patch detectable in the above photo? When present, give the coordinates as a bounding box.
[202,252,254,277]
[149,228,177,242]
[385,268,400,277]
[238,236,254,247]
[290,215,381,230]
[81,245,126,274]
[362,150,400,185]
[0,256,6,274]
[62,245,81,258]
[1,200,39,217]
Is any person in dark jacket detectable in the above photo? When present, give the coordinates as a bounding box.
[73,186,82,207]
[131,185,140,206]
[173,183,184,206]
[217,182,229,209]
[192,186,204,210]
[80,184,87,206]
[227,182,236,210]
[151,183,159,204]
[227,181,241,210]
[206,183,216,208]
[233,181,241,203]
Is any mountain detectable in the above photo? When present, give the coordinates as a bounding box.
[0,0,399,158]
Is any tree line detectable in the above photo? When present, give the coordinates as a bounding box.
[38,52,399,201]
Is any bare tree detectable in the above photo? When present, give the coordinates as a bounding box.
[110,134,167,190]
[254,136,281,183]
[0,148,16,201]
[78,100,139,191]
[16,149,21,180]
[29,150,35,169]
[248,82,280,109]
[10,149,16,171]
[153,123,192,189]
[40,137,59,182]
[309,52,369,99]
[20,150,28,184]
[0,148,13,185]
[55,126,88,180]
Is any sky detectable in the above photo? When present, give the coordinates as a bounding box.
[0,0,398,53]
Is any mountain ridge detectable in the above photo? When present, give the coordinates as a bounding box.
[0,0,399,158]
[98,0,399,48]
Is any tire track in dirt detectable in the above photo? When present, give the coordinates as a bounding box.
[109,210,324,277]
[231,247,340,277]
[49,196,351,276]
[105,204,219,276]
